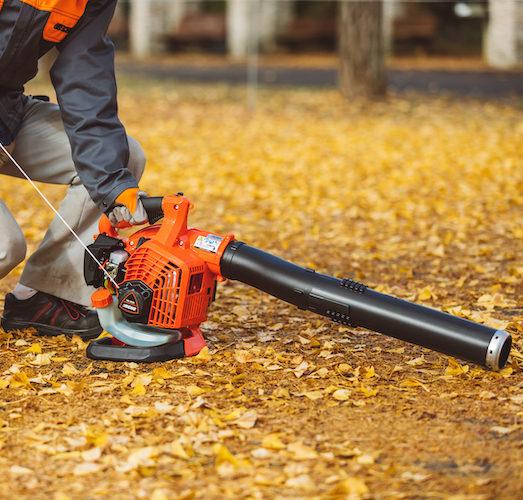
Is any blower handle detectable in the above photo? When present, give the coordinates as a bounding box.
[98,194,179,236]
[142,196,164,224]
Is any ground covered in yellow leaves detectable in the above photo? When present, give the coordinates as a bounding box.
[1,75,523,500]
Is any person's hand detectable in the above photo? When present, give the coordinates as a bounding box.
[106,188,148,227]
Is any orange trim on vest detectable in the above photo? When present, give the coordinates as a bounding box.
[0,0,4,13]
[20,0,90,43]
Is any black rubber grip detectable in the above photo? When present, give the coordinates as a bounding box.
[142,197,164,224]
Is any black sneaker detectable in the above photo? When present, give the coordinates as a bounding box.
[1,292,102,339]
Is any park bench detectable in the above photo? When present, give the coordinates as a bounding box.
[393,14,439,41]
[276,18,337,50]
[166,13,227,52]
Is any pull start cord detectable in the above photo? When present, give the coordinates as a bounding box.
[0,143,119,290]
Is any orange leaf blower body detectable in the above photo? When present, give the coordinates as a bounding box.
[85,194,511,370]
[86,194,234,361]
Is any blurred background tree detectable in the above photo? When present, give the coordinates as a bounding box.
[338,0,386,100]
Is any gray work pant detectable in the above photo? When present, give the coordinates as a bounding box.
[0,97,145,306]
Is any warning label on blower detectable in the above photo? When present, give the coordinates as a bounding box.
[194,234,223,253]
[119,292,140,314]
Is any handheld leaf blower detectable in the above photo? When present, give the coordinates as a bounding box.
[84,193,512,370]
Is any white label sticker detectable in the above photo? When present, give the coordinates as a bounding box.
[194,234,223,253]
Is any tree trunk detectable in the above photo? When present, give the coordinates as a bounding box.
[338,1,386,100]
[227,0,251,59]
[486,0,523,68]
[130,0,152,58]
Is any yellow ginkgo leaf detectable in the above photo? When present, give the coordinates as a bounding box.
[302,390,323,400]
[152,367,174,380]
[213,443,239,466]
[445,358,469,376]
[186,385,207,396]
[150,490,170,500]
[332,389,351,401]
[288,442,318,460]
[130,380,146,396]
[357,385,378,397]
[261,434,286,450]
[170,441,190,459]
[196,346,211,361]
[10,372,33,390]
[221,408,242,421]
[418,287,433,301]
[24,344,41,354]
[62,362,78,376]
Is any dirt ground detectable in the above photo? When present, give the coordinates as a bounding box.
[0,69,522,500]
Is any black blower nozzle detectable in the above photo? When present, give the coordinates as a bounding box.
[221,241,511,370]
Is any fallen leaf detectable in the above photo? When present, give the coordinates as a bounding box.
[170,441,190,459]
[24,344,42,354]
[302,390,324,400]
[187,385,207,396]
[262,434,286,450]
[81,447,102,462]
[28,353,51,366]
[9,465,33,475]
[332,389,351,401]
[231,410,258,429]
[293,361,309,378]
[288,442,318,459]
[62,362,78,376]
[284,474,314,489]
[130,380,146,396]
[232,305,250,320]
[330,477,369,495]
[213,443,239,466]
[73,462,102,475]
[490,426,517,435]
[196,346,211,361]
[150,489,170,500]
[446,358,470,376]
[155,401,175,413]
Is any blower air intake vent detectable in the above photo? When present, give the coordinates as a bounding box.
[122,243,213,329]
[182,293,208,321]
[124,246,181,328]
[150,260,180,328]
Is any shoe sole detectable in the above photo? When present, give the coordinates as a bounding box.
[1,316,102,340]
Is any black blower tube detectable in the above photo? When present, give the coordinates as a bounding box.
[221,241,512,370]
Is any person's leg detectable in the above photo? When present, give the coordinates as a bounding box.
[1,97,145,337]
[1,97,145,307]
[0,200,27,280]
[0,143,27,280]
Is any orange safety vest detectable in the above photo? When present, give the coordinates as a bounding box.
[0,0,138,209]
[0,0,90,43]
